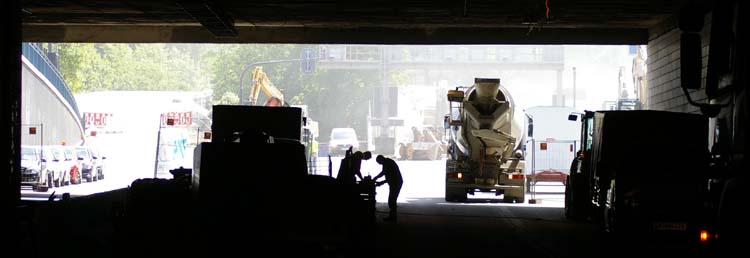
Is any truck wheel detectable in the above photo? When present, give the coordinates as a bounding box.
[445,187,467,202]
[603,180,616,233]
[504,195,524,203]
[565,176,574,218]
[504,188,525,203]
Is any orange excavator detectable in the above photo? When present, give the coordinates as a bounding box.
[247,66,319,174]
[249,66,285,107]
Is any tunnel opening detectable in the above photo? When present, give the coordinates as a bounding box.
[16,42,650,257]
[8,1,748,257]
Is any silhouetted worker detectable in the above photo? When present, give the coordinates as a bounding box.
[337,148,373,184]
[374,155,403,222]
[570,150,583,174]
[336,147,356,185]
[351,151,372,181]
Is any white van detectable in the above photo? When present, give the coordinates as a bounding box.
[328,128,359,156]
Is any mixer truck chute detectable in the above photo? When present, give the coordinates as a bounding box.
[444,78,526,203]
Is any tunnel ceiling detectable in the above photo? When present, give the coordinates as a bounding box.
[21,0,690,44]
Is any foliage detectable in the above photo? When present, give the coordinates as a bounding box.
[206,44,410,142]
[58,43,409,143]
[57,44,211,93]
[218,91,240,105]
[293,69,380,143]
[205,44,303,103]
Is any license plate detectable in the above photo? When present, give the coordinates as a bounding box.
[653,222,687,231]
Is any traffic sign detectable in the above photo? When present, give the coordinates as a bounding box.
[160,112,192,126]
[84,112,113,128]
[301,48,315,74]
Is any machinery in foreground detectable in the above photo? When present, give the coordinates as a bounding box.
[247,66,319,173]
[22,105,376,258]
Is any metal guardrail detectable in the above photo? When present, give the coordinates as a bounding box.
[308,155,336,177]
[527,139,578,174]
[22,43,82,120]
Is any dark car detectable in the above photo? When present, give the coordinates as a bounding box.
[76,146,97,182]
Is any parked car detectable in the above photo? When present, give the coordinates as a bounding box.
[75,146,97,182]
[90,147,106,180]
[48,146,68,187]
[328,128,359,156]
[21,145,48,187]
[39,147,58,188]
[63,146,82,184]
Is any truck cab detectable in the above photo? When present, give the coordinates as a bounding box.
[566,110,716,247]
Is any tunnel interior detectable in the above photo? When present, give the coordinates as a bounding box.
[5,0,749,257]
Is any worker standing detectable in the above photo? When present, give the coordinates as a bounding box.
[336,147,356,185]
[374,155,403,222]
[351,151,372,181]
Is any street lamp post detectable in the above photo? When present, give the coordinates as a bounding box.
[154,117,165,178]
[573,67,577,109]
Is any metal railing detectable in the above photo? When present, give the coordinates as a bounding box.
[22,43,82,120]
[527,139,578,175]
[308,155,337,177]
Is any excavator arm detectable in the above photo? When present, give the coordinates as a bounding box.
[249,67,285,106]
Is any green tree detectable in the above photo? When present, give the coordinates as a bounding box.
[57,43,108,93]
[58,43,210,93]
[206,44,410,143]
[209,45,379,141]
[205,44,305,103]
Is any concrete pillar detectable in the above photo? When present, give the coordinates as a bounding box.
[2,0,21,208]
[1,0,22,255]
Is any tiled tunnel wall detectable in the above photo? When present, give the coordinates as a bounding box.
[646,15,712,113]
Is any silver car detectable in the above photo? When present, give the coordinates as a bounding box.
[89,147,106,180]
[21,145,53,188]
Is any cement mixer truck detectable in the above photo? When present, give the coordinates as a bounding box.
[444,78,526,203]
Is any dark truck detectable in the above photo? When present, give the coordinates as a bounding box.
[565,110,716,248]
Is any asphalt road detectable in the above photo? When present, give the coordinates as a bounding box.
[17,131,606,257]
[22,154,715,257]
[316,156,603,257]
